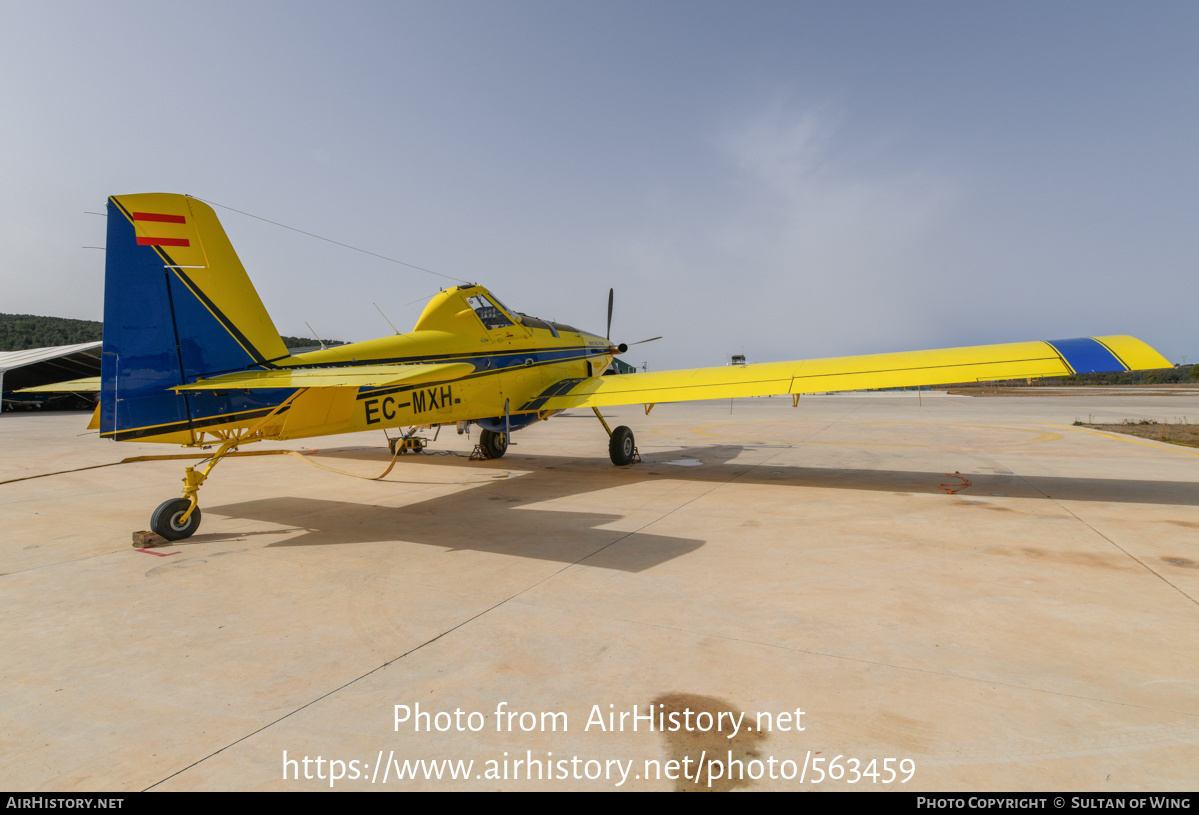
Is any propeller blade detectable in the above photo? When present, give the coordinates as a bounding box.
[627,336,662,346]
[607,288,614,340]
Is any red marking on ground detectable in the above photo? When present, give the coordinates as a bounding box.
[136,549,179,557]
[132,212,186,224]
[939,472,972,494]
[136,237,190,247]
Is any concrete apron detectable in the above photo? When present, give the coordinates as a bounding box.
[1,393,1197,791]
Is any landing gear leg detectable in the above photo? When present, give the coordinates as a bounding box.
[150,438,238,541]
[593,407,639,466]
[147,388,306,542]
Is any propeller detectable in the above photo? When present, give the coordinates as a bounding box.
[606,288,662,354]
[611,336,661,354]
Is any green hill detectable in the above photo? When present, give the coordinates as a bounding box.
[0,314,103,351]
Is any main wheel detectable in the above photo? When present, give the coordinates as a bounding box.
[609,425,635,465]
[150,497,202,541]
[480,428,508,459]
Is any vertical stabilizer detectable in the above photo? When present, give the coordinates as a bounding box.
[101,193,289,440]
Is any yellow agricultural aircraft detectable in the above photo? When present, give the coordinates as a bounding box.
[33,193,1172,540]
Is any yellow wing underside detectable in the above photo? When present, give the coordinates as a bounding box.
[20,365,475,393]
[536,335,1171,410]
[17,377,102,393]
[172,362,475,391]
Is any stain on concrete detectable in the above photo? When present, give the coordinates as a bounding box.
[145,558,208,577]
[650,692,765,792]
[1026,547,1126,570]
[986,547,1124,570]
[957,503,1015,512]
[1162,557,1199,569]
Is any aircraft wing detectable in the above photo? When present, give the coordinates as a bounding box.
[173,362,475,391]
[524,335,1171,411]
[17,377,102,392]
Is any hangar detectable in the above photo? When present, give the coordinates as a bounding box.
[0,341,101,410]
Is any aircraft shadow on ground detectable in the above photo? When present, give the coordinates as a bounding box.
[205,492,702,572]
[288,441,1199,505]
[203,442,1199,571]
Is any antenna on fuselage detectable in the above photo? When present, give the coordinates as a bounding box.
[305,322,328,351]
[373,302,401,335]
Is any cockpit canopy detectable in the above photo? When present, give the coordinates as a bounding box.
[464,293,513,330]
[413,284,586,337]
[463,287,583,337]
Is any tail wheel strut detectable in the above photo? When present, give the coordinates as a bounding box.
[149,438,239,541]
[147,389,307,541]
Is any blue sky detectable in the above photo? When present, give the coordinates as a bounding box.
[2,1,1195,368]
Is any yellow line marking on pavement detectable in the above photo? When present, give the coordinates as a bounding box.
[1039,421,1199,457]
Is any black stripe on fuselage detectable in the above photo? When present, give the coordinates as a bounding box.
[519,378,588,412]
[289,343,608,372]
[98,406,292,442]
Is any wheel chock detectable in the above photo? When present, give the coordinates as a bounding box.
[132,530,170,548]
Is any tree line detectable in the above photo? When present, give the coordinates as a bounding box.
[1037,366,1198,385]
[0,314,102,351]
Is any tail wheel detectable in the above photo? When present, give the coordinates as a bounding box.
[609,425,635,466]
[150,497,202,541]
[480,429,508,459]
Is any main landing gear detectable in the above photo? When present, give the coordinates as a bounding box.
[479,428,508,459]
[593,407,639,466]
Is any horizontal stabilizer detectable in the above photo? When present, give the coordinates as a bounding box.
[18,377,102,393]
[172,362,475,391]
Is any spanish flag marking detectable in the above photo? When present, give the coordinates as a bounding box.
[136,237,191,247]
[132,211,190,246]
[132,212,186,224]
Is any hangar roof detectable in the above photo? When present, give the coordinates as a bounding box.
[0,341,103,391]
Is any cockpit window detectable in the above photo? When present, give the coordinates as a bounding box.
[489,293,517,320]
[465,294,513,330]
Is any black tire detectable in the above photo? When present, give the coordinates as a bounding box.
[609,425,635,466]
[480,428,508,459]
[150,498,202,541]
